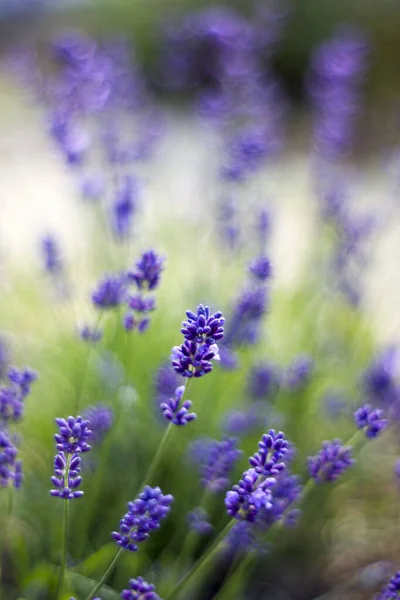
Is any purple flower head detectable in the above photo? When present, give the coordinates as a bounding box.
[154,363,181,400]
[171,340,220,378]
[80,324,103,343]
[225,521,257,555]
[121,576,161,600]
[0,430,22,489]
[0,387,23,424]
[307,439,354,483]
[50,452,85,499]
[128,295,156,313]
[201,437,242,493]
[8,366,37,399]
[285,354,314,389]
[83,404,114,445]
[225,429,289,523]
[188,507,213,535]
[41,235,63,275]
[187,437,214,466]
[92,273,127,309]
[181,304,225,346]
[112,175,138,239]
[248,362,280,400]
[160,385,196,426]
[226,286,268,346]
[123,312,136,332]
[54,416,92,454]
[112,485,173,552]
[128,250,165,291]
[51,31,97,66]
[222,408,259,436]
[248,256,272,282]
[362,350,399,406]
[354,405,388,438]
[221,127,277,181]
[375,570,400,599]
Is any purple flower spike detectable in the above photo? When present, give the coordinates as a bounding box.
[128,250,165,291]
[248,256,272,282]
[121,576,161,600]
[80,325,103,343]
[92,273,127,309]
[307,439,354,483]
[160,385,197,426]
[201,437,242,493]
[375,570,400,599]
[355,405,388,438]
[83,404,114,445]
[54,416,92,453]
[181,304,225,346]
[225,429,290,523]
[41,235,63,275]
[171,340,220,378]
[0,430,22,489]
[188,507,213,535]
[112,486,173,552]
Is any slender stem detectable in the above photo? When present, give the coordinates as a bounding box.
[55,499,69,600]
[83,547,124,600]
[137,378,193,492]
[165,519,235,600]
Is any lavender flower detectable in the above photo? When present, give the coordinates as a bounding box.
[375,570,400,599]
[225,286,268,346]
[92,273,127,309]
[112,175,138,239]
[54,416,92,454]
[181,304,225,346]
[362,350,399,406]
[225,430,288,522]
[121,577,161,600]
[307,439,354,483]
[0,387,23,423]
[80,324,103,343]
[187,507,213,535]
[201,437,242,493]
[41,235,63,275]
[83,404,114,444]
[112,486,173,552]
[247,362,280,400]
[160,385,196,426]
[128,250,164,291]
[154,363,181,400]
[50,452,84,499]
[8,366,37,399]
[248,256,272,282]
[355,405,388,438]
[285,354,314,389]
[222,408,259,436]
[171,340,220,378]
[0,430,22,488]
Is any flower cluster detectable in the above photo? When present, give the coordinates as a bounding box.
[50,416,92,499]
[160,385,196,426]
[225,430,288,522]
[83,404,114,445]
[124,250,165,333]
[355,405,388,438]
[225,286,268,347]
[80,324,103,343]
[247,362,280,400]
[188,507,213,535]
[201,437,242,493]
[171,305,224,378]
[307,439,354,483]
[284,354,314,389]
[0,366,37,424]
[112,486,173,552]
[375,570,400,599]
[121,577,161,600]
[248,256,272,282]
[0,430,23,488]
[41,235,63,276]
[92,273,127,309]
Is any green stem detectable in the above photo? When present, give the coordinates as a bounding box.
[83,547,124,600]
[137,378,193,492]
[177,488,211,574]
[55,499,69,600]
[165,519,235,600]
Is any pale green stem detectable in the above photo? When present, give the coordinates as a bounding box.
[55,499,69,600]
[137,378,193,492]
[83,547,124,600]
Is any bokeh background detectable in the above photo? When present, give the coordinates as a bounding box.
[1,1,400,600]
